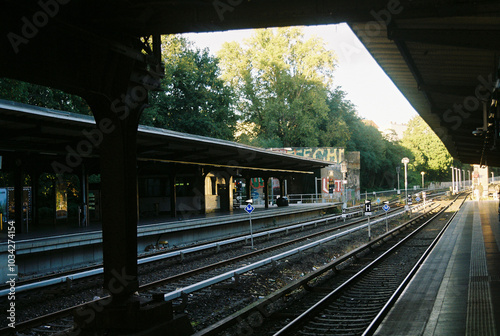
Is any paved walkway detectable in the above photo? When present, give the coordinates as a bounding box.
[375,200,500,335]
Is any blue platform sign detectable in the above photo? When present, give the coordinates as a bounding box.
[383,204,390,212]
[416,196,421,202]
[245,204,255,214]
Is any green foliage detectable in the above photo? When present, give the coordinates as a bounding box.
[346,119,409,190]
[141,36,237,140]
[320,88,357,147]
[218,27,336,147]
[401,116,453,184]
[0,78,91,115]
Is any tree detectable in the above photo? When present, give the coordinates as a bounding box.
[401,116,453,183]
[0,78,91,115]
[218,27,336,147]
[319,88,356,147]
[141,36,237,140]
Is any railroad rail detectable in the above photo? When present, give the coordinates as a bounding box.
[192,194,464,335]
[0,199,403,298]
[0,198,435,334]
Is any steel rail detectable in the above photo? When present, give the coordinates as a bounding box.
[1,203,410,334]
[193,203,444,336]
[0,200,401,298]
[361,193,469,335]
[158,203,428,302]
[272,195,463,336]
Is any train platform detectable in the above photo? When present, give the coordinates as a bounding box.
[0,202,336,241]
[374,200,500,336]
[0,202,338,281]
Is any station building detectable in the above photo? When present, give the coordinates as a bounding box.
[0,99,330,234]
[272,147,361,204]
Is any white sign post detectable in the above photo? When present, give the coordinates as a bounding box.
[365,200,372,240]
[244,201,255,248]
[383,202,390,232]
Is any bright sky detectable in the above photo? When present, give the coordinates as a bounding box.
[182,23,417,131]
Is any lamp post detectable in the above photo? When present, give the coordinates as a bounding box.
[341,161,348,210]
[396,166,401,195]
[451,166,455,194]
[468,170,471,188]
[402,157,409,210]
[421,171,425,189]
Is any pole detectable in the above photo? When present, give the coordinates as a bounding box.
[404,163,408,208]
[397,167,400,194]
[26,203,29,233]
[368,215,371,240]
[402,157,409,215]
[315,177,318,203]
[451,166,455,194]
[249,212,254,249]
[342,173,345,207]
[385,211,388,232]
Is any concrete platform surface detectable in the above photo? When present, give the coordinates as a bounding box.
[375,200,500,336]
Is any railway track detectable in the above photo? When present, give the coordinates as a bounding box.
[192,195,465,336]
[0,198,434,334]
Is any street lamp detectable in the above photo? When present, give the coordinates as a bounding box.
[402,157,409,210]
[396,166,401,195]
[421,171,425,189]
[341,161,348,209]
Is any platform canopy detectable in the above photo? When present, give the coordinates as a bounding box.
[2,0,499,167]
[351,12,500,168]
[0,99,329,174]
